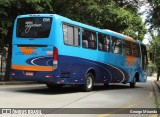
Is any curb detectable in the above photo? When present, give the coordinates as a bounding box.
[154,81,160,110]
[155,81,160,92]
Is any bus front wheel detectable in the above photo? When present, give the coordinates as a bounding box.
[82,73,94,92]
[130,77,136,88]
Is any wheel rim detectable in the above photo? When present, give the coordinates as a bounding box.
[87,76,93,89]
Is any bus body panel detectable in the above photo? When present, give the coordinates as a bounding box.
[12,44,53,71]
[11,54,129,84]
[11,14,148,87]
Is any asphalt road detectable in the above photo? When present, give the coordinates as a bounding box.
[0,76,159,117]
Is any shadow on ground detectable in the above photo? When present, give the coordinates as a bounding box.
[14,83,142,95]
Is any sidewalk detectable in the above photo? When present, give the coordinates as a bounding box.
[152,73,160,91]
[155,80,160,109]
[151,73,160,110]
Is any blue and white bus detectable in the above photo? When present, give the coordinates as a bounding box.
[11,14,148,91]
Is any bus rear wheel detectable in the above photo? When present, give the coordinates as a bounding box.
[130,77,136,88]
[82,73,94,92]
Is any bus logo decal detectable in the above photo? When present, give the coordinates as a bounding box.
[43,18,50,22]
[20,47,35,55]
[25,21,42,33]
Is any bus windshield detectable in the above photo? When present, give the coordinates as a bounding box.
[16,17,52,38]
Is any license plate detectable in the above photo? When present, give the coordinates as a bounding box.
[26,72,33,76]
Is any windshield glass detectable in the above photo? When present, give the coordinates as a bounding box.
[16,17,52,38]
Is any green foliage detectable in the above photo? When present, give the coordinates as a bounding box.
[146,0,160,29]
[0,0,146,48]
[52,0,146,40]
[148,61,156,69]
[0,0,147,80]
[148,29,160,67]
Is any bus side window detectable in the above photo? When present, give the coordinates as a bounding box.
[82,30,89,48]
[98,33,110,52]
[124,41,132,56]
[63,24,80,46]
[132,43,140,57]
[74,27,80,46]
[82,29,97,49]
[124,41,140,57]
[82,40,88,48]
[112,37,122,54]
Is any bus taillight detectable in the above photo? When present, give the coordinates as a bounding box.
[53,47,58,69]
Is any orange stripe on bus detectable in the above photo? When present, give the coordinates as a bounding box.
[125,37,135,42]
[126,56,136,66]
[12,65,53,71]
[20,47,35,55]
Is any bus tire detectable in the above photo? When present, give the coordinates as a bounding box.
[82,73,94,92]
[130,77,136,88]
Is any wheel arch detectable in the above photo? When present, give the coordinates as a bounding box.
[86,68,96,81]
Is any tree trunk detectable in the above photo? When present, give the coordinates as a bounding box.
[4,43,12,81]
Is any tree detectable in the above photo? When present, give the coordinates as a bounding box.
[0,0,146,80]
[53,0,146,40]
[146,0,160,29]
[148,29,160,66]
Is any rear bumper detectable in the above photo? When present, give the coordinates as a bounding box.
[11,69,55,83]
[10,69,84,85]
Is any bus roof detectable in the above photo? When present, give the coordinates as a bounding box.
[103,29,135,42]
[17,14,143,44]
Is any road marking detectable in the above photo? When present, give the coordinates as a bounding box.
[149,114,158,117]
[97,86,154,117]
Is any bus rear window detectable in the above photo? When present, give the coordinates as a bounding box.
[16,17,52,38]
